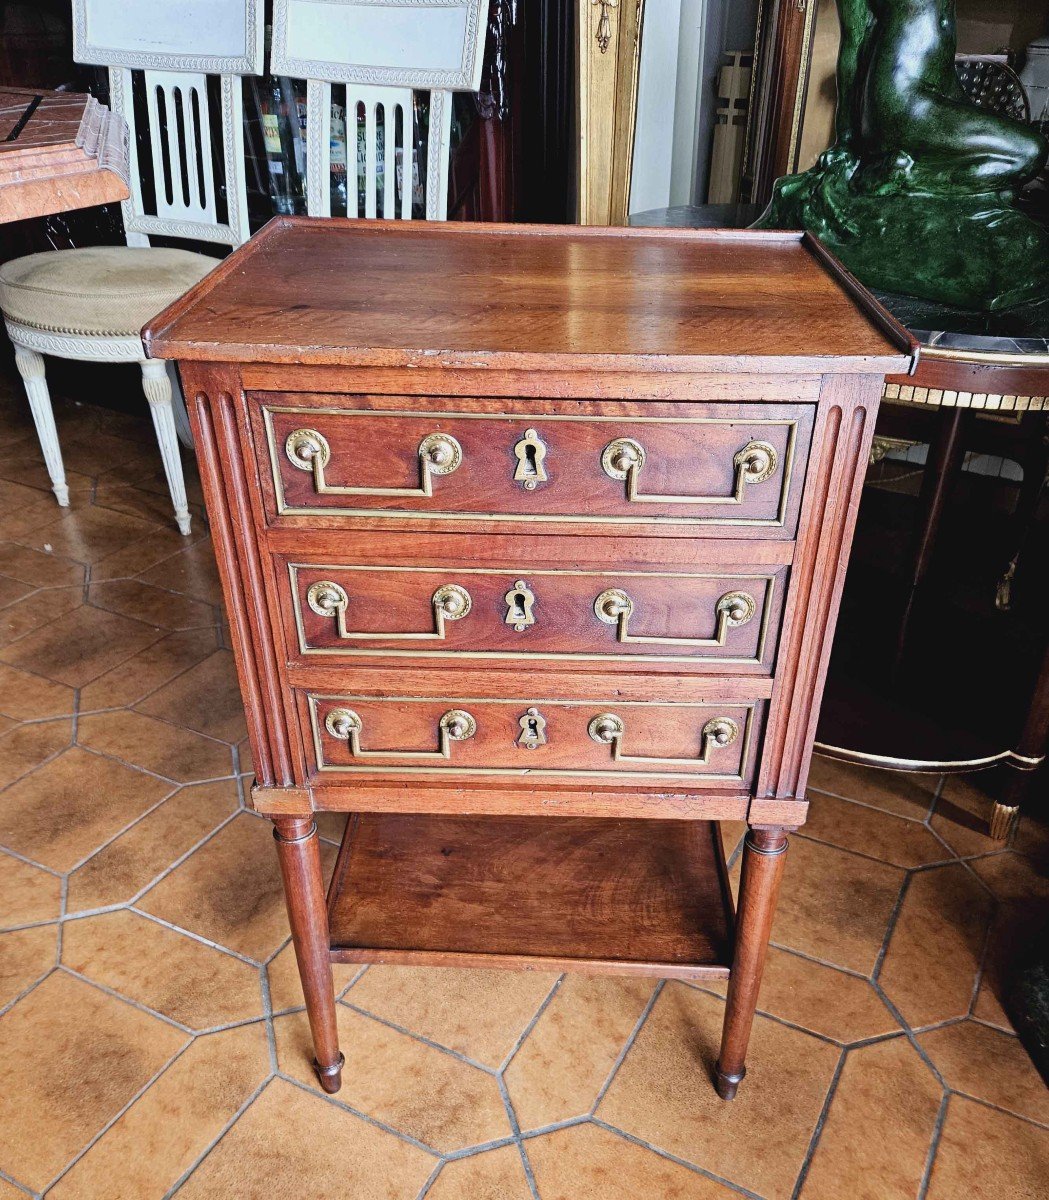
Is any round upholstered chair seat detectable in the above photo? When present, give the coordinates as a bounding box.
[0,246,217,338]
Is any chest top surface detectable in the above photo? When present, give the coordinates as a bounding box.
[144,218,915,376]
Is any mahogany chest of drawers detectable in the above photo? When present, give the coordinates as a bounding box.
[145,218,915,1100]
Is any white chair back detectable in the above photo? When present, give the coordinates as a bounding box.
[72,0,265,248]
[271,0,486,220]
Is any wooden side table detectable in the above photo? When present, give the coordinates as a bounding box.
[144,218,914,1101]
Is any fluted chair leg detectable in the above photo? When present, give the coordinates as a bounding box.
[13,345,69,507]
[141,358,192,535]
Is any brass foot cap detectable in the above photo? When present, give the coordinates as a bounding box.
[315,1052,345,1094]
[715,1064,745,1101]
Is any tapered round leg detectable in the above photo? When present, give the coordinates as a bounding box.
[13,345,69,506]
[716,827,788,1100]
[273,817,343,1093]
[141,359,192,535]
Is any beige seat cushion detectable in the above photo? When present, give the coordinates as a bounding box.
[0,246,218,338]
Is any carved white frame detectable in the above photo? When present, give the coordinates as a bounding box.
[271,0,486,90]
[72,0,264,75]
[108,67,250,247]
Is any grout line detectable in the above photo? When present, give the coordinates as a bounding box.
[871,869,912,982]
[334,964,368,1001]
[126,906,265,967]
[591,980,664,1114]
[497,1067,524,1133]
[0,964,58,1021]
[515,1133,542,1200]
[71,738,234,795]
[414,1159,447,1200]
[41,1036,195,1194]
[58,964,196,1034]
[163,1075,274,1198]
[339,999,498,1075]
[946,1090,1049,1132]
[590,1117,767,1200]
[121,806,244,907]
[868,979,949,1091]
[790,1046,848,1200]
[439,1134,520,1162]
[498,974,564,1075]
[767,941,872,981]
[0,841,64,877]
[916,1090,950,1200]
[791,828,946,872]
[0,1166,35,1199]
[517,1115,592,1142]
[807,785,940,826]
[275,1071,441,1157]
[683,981,878,1049]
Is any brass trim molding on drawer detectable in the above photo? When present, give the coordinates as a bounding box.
[261,404,804,530]
[305,693,761,784]
[287,562,782,668]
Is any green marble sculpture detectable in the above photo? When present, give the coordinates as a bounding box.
[757,0,1049,311]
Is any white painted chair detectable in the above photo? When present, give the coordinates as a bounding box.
[271,0,487,219]
[0,0,264,534]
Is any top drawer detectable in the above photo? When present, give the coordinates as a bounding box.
[252,395,814,538]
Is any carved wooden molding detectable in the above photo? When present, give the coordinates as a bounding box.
[757,373,884,800]
[73,0,264,75]
[184,368,304,787]
[271,0,486,90]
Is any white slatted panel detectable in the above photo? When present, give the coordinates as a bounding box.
[344,84,412,219]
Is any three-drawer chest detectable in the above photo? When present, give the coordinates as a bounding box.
[145,219,915,1100]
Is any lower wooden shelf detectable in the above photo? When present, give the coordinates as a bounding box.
[326,813,734,980]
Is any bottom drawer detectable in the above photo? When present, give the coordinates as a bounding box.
[302,691,763,787]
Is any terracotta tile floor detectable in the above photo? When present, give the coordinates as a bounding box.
[1,381,1048,1198]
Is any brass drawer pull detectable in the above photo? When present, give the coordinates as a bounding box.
[285,428,462,497]
[588,713,739,766]
[594,588,756,647]
[324,707,477,759]
[306,580,471,641]
[601,437,778,504]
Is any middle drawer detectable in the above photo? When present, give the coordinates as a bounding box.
[270,533,789,674]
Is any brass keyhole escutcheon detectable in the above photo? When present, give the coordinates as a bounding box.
[504,580,536,631]
[517,707,548,749]
[513,428,548,490]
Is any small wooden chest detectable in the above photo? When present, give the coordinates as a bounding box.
[145,218,915,1100]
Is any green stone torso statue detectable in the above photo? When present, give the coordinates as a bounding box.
[758,0,1049,310]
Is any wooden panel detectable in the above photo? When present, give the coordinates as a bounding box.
[72,0,264,74]
[271,0,487,90]
[143,219,916,373]
[577,0,644,225]
[281,553,787,673]
[326,813,734,977]
[255,396,813,536]
[241,363,824,401]
[302,690,764,787]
